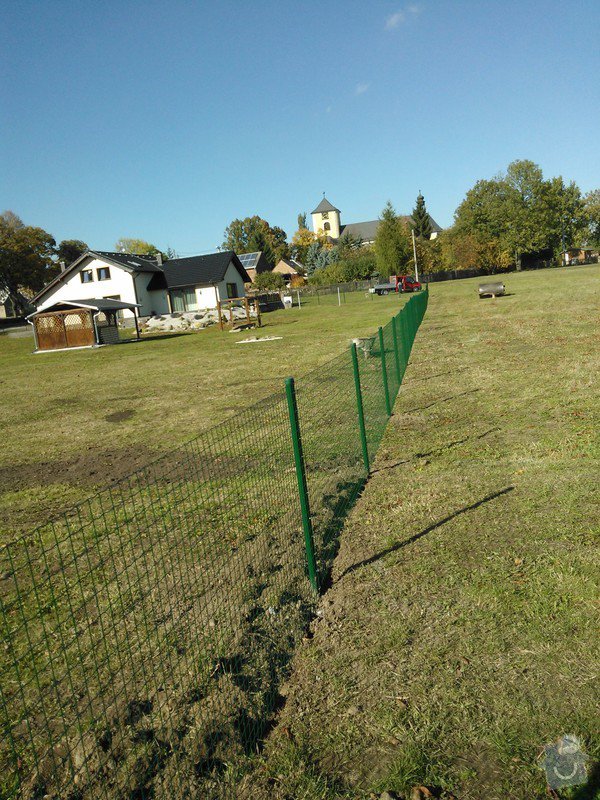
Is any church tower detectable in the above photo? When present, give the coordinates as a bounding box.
[311,197,341,239]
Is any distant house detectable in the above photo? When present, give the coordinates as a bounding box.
[310,196,442,245]
[32,250,250,319]
[237,252,272,283]
[273,258,304,284]
[564,245,599,265]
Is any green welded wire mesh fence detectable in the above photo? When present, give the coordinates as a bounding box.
[1,289,428,800]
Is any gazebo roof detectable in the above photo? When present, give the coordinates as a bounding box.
[28,298,140,318]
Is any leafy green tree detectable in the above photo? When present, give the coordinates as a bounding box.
[115,238,161,256]
[454,159,587,266]
[297,212,308,230]
[411,192,432,238]
[222,216,289,266]
[57,239,88,266]
[308,250,376,286]
[373,201,412,278]
[583,189,600,245]
[254,271,286,291]
[290,227,317,263]
[0,211,57,313]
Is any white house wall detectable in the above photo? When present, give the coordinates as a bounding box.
[133,273,170,316]
[216,262,246,302]
[37,257,162,318]
[193,284,219,310]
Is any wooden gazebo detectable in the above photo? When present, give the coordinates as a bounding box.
[28,299,141,352]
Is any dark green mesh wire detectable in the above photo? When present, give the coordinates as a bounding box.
[1,290,428,799]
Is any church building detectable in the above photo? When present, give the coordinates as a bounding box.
[311,197,442,245]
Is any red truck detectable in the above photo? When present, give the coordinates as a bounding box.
[370,275,422,295]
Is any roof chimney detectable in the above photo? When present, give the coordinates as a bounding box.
[59,260,66,272]
[156,252,163,266]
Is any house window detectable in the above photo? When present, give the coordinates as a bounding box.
[97,266,111,281]
[80,269,93,283]
[170,288,198,312]
[226,283,237,299]
[323,221,331,232]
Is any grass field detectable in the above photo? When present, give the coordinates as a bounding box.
[1,289,417,800]
[0,290,404,539]
[241,265,600,800]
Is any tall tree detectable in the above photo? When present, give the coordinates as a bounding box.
[583,189,600,245]
[57,239,88,266]
[411,192,432,238]
[454,159,587,266]
[297,212,308,230]
[373,201,412,278]
[114,238,160,256]
[291,227,317,264]
[0,211,57,313]
[222,216,289,266]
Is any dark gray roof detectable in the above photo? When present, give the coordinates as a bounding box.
[92,251,164,273]
[28,298,140,317]
[311,197,340,215]
[340,220,380,241]
[148,251,250,290]
[339,214,442,242]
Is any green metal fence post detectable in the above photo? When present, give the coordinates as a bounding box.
[392,315,402,387]
[350,343,370,474]
[285,377,318,593]
[378,326,392,416]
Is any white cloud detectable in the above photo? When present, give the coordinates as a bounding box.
[386,4,421,29]
[385,11,405,29]
[355,82,370,95]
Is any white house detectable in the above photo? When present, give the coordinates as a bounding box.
[32,250,250,319]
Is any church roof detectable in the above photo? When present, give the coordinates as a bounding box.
[340,214,442,243]
[311,197,340,215]
[340,220,380,242]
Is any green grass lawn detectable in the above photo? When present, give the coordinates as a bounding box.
[244,265,600,800]
[0,290,405,538]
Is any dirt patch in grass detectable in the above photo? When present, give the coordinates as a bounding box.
[104,409,136,423]
[0,446,263,537]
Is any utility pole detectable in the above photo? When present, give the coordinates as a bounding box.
[411,229,419,283]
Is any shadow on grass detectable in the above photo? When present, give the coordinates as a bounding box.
[371,427,499,474]
[402,367,469,384]
[337,485,515,580]
[572,760,600,799]
[314,477,368,593]
[401,387,481,414]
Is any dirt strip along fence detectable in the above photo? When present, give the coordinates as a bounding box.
[0,289,429,800]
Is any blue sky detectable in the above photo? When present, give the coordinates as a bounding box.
[2,1,599,254]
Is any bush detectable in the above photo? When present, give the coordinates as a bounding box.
[309,250,377,285]
[254,271,286,291]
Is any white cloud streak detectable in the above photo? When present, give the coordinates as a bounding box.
[386,4,421,29]
[355,82,370,95]
[385,11,405,28]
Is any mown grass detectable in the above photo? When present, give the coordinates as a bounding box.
[0,290,406,538]
[248,265,600,800]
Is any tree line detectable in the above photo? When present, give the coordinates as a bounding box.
[2,160,599,313]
